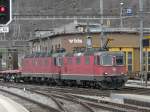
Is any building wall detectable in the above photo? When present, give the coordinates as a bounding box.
[62,34,85,52]
[143,48,150,72]
[109,47,134,72]
[134,48,140,72]
[30,32,150,75]
[108,33,139,48]
[31,33,140,52]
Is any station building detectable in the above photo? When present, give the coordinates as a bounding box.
[29,22,150,78]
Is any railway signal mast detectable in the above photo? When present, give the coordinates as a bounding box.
[100,0,104,48]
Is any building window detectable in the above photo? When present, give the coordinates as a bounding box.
[147,52,150,71]
[148,58,150,65]
[143,51,150,71]
[127,52,132,72]
[128,65,132,72]
[143,52,146,71]
[124,52,126,64]
[148,52,150,57]
[143,52,146,64]
[128,52,132,64]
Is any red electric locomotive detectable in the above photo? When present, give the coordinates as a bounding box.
[19,49,127,89]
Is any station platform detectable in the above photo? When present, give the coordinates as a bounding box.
[111,93,150,107]
[71,92,150,109]
[125,80,150,88]
[0,94,29,112]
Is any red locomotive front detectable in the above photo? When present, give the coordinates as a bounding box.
[60,51,127,89]
[93,52,127,89]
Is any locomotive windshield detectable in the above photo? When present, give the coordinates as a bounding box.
[100,53,125,66]
[101,55,113,65]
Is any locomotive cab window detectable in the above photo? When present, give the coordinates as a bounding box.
[101,55,113,65]
[56,57,63,66]
[116,55,124,65]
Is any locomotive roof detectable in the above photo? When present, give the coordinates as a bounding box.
[57,51,124,57]
[94,51,124,56]
[24,50,124,59]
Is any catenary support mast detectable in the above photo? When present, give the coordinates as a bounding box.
[139,0,144,83]
[100,0,104,48]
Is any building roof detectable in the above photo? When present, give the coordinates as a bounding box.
[29,22,150,49]
[30,21,149,41]
[53,22,78,34]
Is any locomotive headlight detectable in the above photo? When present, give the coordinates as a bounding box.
[121,72,124,75]
[104,72,108,75]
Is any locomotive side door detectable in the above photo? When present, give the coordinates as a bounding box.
[56,56,63,80]
[93,55,100,74]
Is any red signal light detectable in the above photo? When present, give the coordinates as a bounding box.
[0,6,6,13]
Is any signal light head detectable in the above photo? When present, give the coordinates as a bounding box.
[0,0,12,25]
[0,6,6,13]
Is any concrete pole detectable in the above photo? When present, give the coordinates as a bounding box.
[146,48,148,86]
[100,0,104,48]
[120,2,124,28]
[139,0,144,83]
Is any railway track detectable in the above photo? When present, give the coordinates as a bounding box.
[1,82,150,96]
[34,90,96,112]
[15,83,150,96]
[37,90,150,112]
[1,82,150,112]
[115,86,150,95]
[6,85,144,112]
[0,86,65,112]
[0,83,99,112]
[0,90,59,112]
[0,84,101,112]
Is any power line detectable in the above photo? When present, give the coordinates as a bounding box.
[13,15,121,20]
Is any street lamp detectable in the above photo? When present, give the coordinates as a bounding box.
[120,2,124,28]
